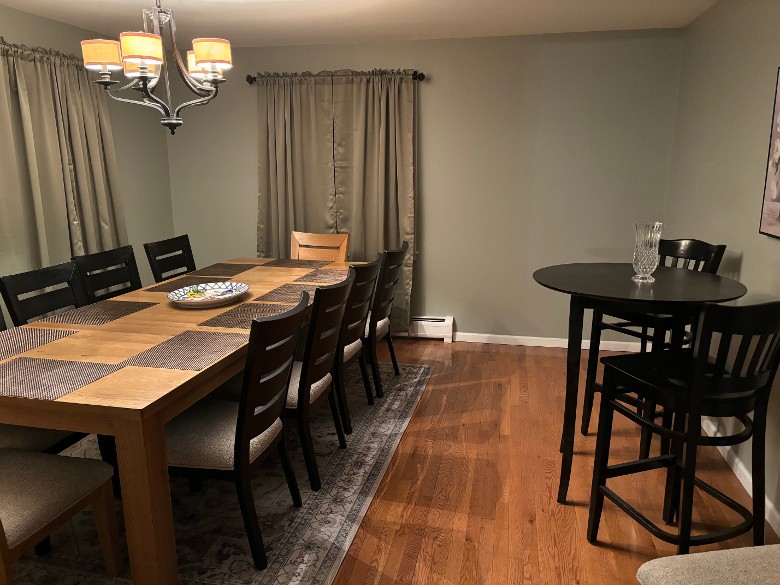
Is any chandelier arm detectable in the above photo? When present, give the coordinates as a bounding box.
[104,89,168,116]
[138,77,172,117]
[167,10,214,96]
[107,78,141,94]
[173,86,219,118]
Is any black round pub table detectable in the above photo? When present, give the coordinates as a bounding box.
[533,263,747,504]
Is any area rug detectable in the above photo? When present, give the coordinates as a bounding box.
[13,362,430,585]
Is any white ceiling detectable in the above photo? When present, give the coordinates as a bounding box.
[0,0,718,47]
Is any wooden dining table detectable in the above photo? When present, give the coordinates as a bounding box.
[0,257,352,584]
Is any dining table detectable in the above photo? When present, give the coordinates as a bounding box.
[0,257,352,584]
[532,262,748,505]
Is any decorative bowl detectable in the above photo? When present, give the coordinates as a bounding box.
[168,282,249,309]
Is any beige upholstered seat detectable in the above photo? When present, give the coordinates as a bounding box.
[0,424,73,452]
[285,362,332,408]
[365,314,390,339]
[637,545,780,585]
[343,338,362,362]
[165,399,283,470]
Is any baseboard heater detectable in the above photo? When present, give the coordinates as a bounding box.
[397,316,454,343]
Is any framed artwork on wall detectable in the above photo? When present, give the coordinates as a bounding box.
[761,68,780,238]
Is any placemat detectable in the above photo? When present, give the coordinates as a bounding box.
[261,259,330,269]
[120,330,249,371]
[189,263,258,277]
[199,303,293,329]
[146,275,229,293]
[0,327,77,362]
[40,301,157,325]
[294,269,349,284]
[255,284,316,304]
[0,357,119,400]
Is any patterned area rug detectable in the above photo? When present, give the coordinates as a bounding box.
[13,363,431,585]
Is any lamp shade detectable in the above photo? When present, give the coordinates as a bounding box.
[81,40,122,70]
[187,50,222,79]
[120,32,163,64]
[192,38,232,70]
[124,60,159,78]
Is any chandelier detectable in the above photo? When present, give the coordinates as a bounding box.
[80,0,232,134]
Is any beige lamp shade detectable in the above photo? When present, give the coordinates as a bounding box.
[81,40,122,70]
[123,60,159,78]
[192,38,232,70]
[120,32,164,64]
[187,50,222,79]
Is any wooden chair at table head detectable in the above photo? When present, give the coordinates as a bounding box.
[72,245,143,303]
[0,262,87,326]
[290,231,350,262]
[143,234,196,283]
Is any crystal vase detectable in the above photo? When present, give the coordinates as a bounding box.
[632,222,663,283]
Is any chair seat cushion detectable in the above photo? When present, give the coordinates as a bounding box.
[0,450,113,548]
[166,399,282,470]
[637,544,780,585]
[286,361,331,408]
[343,338,362,362]
[0,424,73,452]
[365,314,390,339]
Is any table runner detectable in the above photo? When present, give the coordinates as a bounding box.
[199,303,292,329]
[189,263,258,278]
[255,284,317,304]
[0,357,119,400]
[146,275,229,293]
[40,301,157,326]
[261,259,330,269]
[121,330,249,371]
[294,269,349,284]
[0,327,77,361]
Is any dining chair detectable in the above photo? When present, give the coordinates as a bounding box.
[143,234,197,283]
[588,300,780,554]
[332,258,382,434]
[581,239,726,446]
[290,231,350,262]
[363,241,408,398]
[72,245,143,303]
[0,450,121,583]
[0,262,87,326]
[284,273,354,491]
[165,295,308,570]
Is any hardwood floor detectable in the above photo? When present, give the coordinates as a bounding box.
[334,339,779,584]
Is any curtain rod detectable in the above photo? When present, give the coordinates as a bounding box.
[245,70,426,85]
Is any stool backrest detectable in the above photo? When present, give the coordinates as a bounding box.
[658,239,726,274]
[73,245,142,303]
[144,235,196,283]
[0,262,87,325]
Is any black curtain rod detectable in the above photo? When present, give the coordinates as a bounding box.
[246,70,426,85]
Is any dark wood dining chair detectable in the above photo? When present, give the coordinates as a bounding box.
[72,245,143,303]
[0,262,87,326]
[581,238,727,447]
[165,295,308,570]
[143,234,197,283]
[332,258,382,434]
[363,241,408,398]
[0,450,121,583]
[588,300,780,554]
[290,231,350,262]
[284,273,354,491]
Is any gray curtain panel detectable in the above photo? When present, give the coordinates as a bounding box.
[0,39,127,278]
[256,69,416,330]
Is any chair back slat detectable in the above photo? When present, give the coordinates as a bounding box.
[236,295,309,460]
[296,274,354,408]
[658,239,726,274]
[692,302,780,406]
[290,231,350,262]
[73,246,142,303]
[144,235,196,283]
[0,304,6,331]
[0,262,86,325]
[340,257,382,352]
[369,242,409,329]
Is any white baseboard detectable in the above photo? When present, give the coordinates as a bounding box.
[701,419,780,536]
[452,332,642,352]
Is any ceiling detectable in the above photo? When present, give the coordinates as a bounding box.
[0,0,719,47]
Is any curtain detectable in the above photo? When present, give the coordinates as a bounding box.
[0,38,127,279]
[256,69,416,330]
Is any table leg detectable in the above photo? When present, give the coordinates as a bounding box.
[114,416,179,585]
[558,295,585,504]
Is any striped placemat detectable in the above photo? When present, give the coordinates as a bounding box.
[199,303,293,329]
[146,275,229,293]
[0,327,77,362]
[189,263,257,278]
[40,301,157,326]
[120,330,249,371]
[0,357,119,400]
[294,269,349,284]
[261,259,330,269]
[255,284,316,304]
